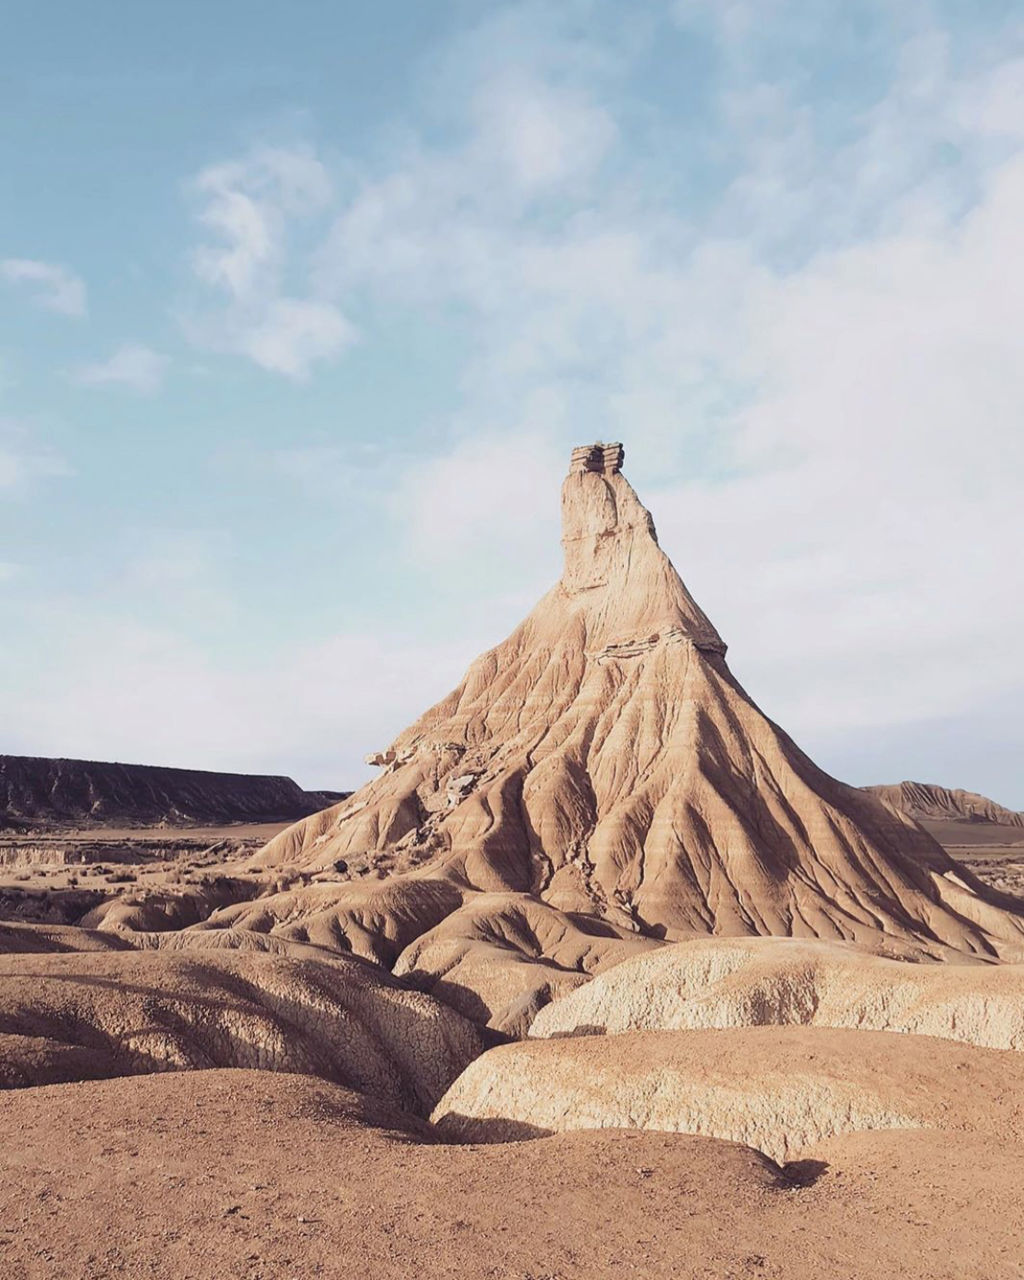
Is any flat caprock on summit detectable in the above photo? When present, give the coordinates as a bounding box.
[251,443,1024,962]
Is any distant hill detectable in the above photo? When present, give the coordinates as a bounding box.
[865,781,1024,829]
[0,755,347,828]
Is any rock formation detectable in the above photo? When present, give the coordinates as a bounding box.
[392,892,660,1036]
[250,443,1024,966]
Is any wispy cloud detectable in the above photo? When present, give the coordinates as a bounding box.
[71,344,169,393]
[0,421,69,494]
[184,145,354,378]
[0,258,86,316]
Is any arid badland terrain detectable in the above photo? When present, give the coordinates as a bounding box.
[2,442,1024,1279]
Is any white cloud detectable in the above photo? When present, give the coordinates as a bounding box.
[953,57,1024,141]
[192,145,332,299]
[392,424,564,578]
[185,145,352,378]
[317,60,618,311]
[649,150,1024,739]
[0,258,86,317]
[472,71,617,191]
[72,344,169,393]
[234,297,354,378]
[1,608,472,787]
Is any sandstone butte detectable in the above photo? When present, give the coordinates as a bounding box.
[244,442,1024,967]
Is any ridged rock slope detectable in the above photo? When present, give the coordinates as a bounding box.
[247,443,1024,971]
[0,753,344,827]
[392,892,660,1036]
[0,950,481,1111]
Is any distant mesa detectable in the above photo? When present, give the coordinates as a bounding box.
[0,754,348,829]
[865,781,1024,829]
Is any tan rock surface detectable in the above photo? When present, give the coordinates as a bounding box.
[78,878,260,933]
[3,1068,1023,1279]
[431,1025,1024,1160]
[530,935,1024,1049]
[0,949,481,1112]
[251,444,1024,963]
[127,925,339,960]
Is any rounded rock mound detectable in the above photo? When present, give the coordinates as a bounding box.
[431,1025,1024,1161]
[529,935,1024,1050]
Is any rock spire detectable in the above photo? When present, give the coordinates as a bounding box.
[252,444,1024,963]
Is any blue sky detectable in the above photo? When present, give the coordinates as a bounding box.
[2,0,1023,804]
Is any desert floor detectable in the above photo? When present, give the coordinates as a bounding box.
[2,816,1023,1278]
[2,1068,1023,1280]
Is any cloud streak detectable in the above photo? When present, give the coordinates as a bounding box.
[72,344,170,393]
[1,258,86,316]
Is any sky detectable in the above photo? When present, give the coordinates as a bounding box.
[1,0,1023,805]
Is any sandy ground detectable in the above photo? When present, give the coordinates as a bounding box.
[2,1068,1023,1280]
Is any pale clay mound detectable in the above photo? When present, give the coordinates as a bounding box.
[127,925,342,961]
[530,935,1024,1050]
[79,878,262,933]
[3,1070,1024,1280]
[0,949,481,1112]
[432,1025,1024,1162]
[248,443,1024,968]
[199,874,466,966]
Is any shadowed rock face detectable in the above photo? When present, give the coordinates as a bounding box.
[249,445,1024,965]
